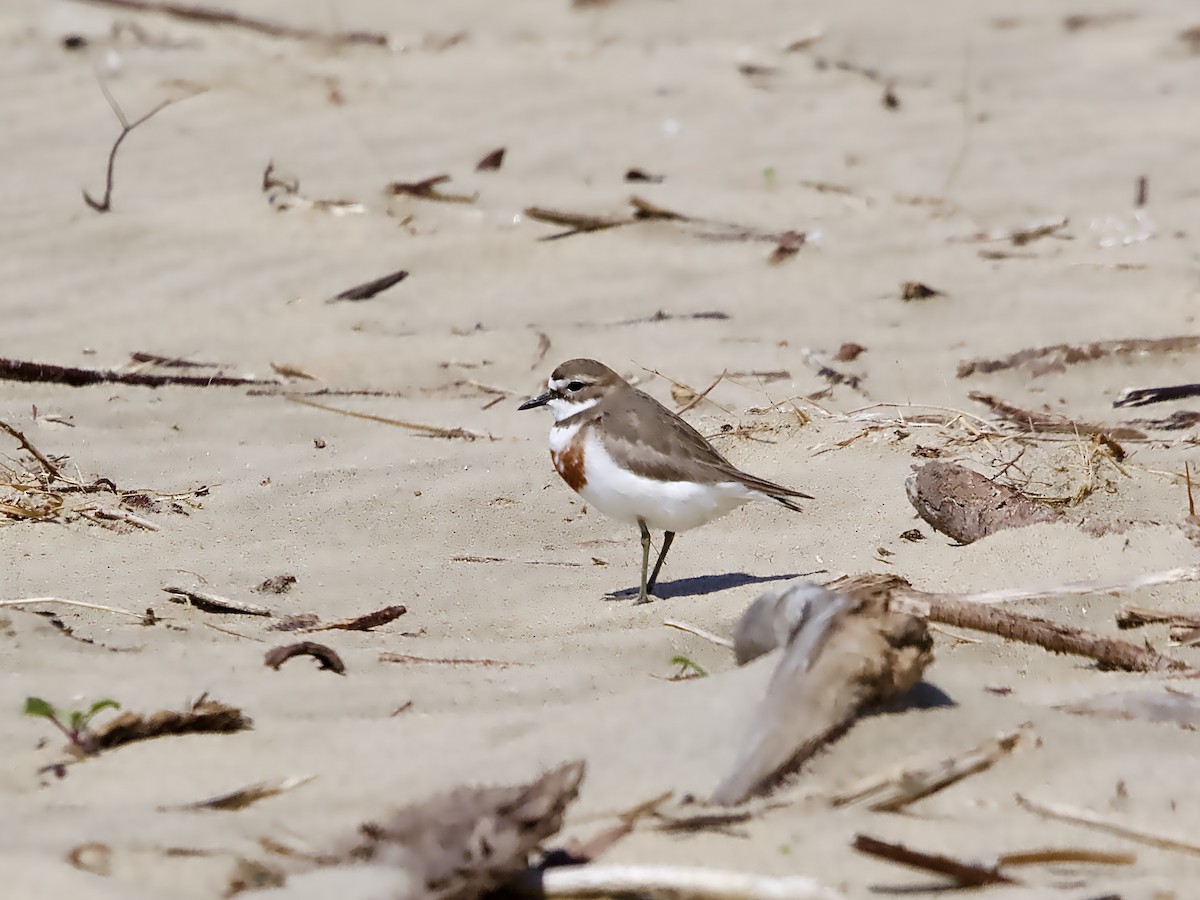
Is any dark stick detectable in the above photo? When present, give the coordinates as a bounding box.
[328,268,409,303]
[853,835,1016,887]
[0,357,275,389]
[83,78,188,213]
[71,0,388,45]
[1114,384,1200,408]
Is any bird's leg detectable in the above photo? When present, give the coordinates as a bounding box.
[645,531,675,595]
[634,518,653,605]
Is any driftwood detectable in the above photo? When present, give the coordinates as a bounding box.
[906,461,1063,543]
[713,582,932,805]
[831,574,1192,674]
[267,762,585,900]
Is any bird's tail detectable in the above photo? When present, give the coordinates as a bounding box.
[774,494,808,513]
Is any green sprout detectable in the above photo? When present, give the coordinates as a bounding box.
[762,166,777,189]
[24,696,120,756]
[669,655,708,680]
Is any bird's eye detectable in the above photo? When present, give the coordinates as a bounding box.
[566,381,585,392]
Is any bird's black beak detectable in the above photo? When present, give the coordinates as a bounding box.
[518,390,554,410]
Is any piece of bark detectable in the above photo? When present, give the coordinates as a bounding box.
[901,281,944,301]
[286,761,585,900]
[713,583,932,805]
[475,147,506,171]
[309,604,406,632]
[767,230,806,265]
[264,642,345,674]
[957,336,1200,379]
[89,696,251,753]
[906,461,1063,543]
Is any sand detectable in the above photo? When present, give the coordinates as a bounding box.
[4,0,1200,897]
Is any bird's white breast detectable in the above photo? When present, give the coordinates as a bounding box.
[572,429,758,532]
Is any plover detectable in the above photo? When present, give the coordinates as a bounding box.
[520,358,812,604]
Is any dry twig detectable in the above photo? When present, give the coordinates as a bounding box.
[0,419,61,478]
[71,0,389,45]
[162,585,272,616]
[83,78,194,212]
[328,268,409,303]
[662,618,734,650]
[387,174,476,203]
[0,597,143,619]
[852,834,1015,887]
[163,774,315,812]
[286,394,490,441]
[1016,794,1200,857]
[830,725,1033,811]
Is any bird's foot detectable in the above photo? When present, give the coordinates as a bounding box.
[603,586,654,603]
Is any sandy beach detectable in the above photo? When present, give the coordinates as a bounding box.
[4,1,1200,897]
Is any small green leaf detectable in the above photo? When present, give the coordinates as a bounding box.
[86,699,120,718]
[670,655,708,678]
[23,697,57,720]
[69,710,85,731]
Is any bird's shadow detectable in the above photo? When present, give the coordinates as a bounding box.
[606,570,824,601]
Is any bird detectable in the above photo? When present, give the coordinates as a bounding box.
[519,358,813,604]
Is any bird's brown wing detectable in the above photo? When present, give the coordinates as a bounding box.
[598,388,814,503]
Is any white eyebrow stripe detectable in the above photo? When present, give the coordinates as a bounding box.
[550,377,590,390]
